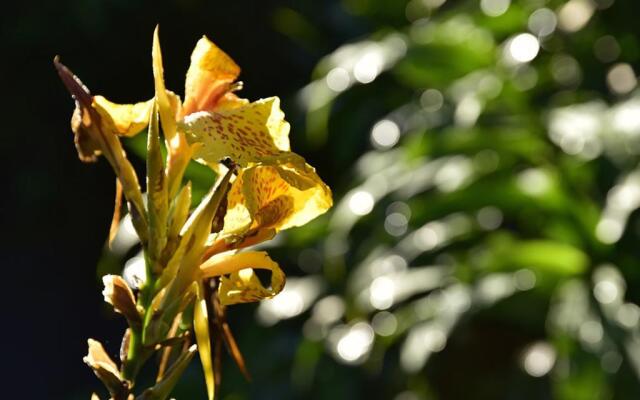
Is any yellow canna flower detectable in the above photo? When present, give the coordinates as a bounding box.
[179,42,333,245]
[58,27,333,400]
[83,28,333,248]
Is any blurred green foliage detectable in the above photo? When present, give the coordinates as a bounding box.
[105,0,640,399]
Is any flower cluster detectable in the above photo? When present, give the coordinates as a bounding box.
[55,27,332,400]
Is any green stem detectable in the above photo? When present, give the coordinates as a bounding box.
[122,327,145,382]
[122,252,156,385]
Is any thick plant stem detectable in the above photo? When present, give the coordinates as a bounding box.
[122,254,156,384]
[122,327,145,383]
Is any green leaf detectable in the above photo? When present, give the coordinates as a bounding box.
[146,101,168,268]
[137,344,197,400]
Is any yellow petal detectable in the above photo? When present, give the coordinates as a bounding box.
[215,92,249,112]
[152,26,180,142]
[223,157,332,236]
[200,251,286,306]
[194,282,215,400]
[183,36,241,116]
[92,96,153,137]
[181,97,290,168]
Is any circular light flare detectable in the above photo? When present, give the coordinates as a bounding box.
[514,269,537,290]
[476,206,503,230]
[596,217,624,244]
[413,224,442,251]
[269,290,305,319]
[420,88,444,112]
[557,0,594,33]
[326,67,351,92]
[616,303,640,328]
[372,311,398,337]
[579,320,604,345]
[348,190,375,216]
[370,276,396,310]
[508,33,540,63]
[594,35,620,63]
[480,0,511,17]
[371,119,401,149]
[336,323,375,363]
[385,212,409,236]
[353,51,384,84]
[607,63,637,95]
[517,168,550,196]
[528,8,557,37]
[422,328,447,352]
[522,342,556,377]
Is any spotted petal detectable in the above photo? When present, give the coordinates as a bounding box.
[223,157,332,236]
[181,97,290,168]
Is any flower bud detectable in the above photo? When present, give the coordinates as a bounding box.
[102,275,142,327]
[83,339,128,398]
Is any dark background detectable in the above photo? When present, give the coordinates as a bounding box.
[5,1,640,399]
[2,1,347,397]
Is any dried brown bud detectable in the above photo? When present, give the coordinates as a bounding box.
[102,275,142,327]
[83,339,128,398]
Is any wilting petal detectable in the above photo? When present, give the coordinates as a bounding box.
[183,36,241,116]
[92,96,153,137]
[223,157,332,236]
[102,275,141,326]
[54,58,148,240]
[70,104,101,162]
[83,339,128,397]
[200,251,285,306]
[181,97,291,168]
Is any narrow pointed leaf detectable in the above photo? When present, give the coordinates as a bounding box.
[150,169,234,345]
[152,26,192,200]
[152,26,176,142]
[109,178,123,247]
[194,282,215,400]
[147,101,168,266]
[137,344,197,400]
